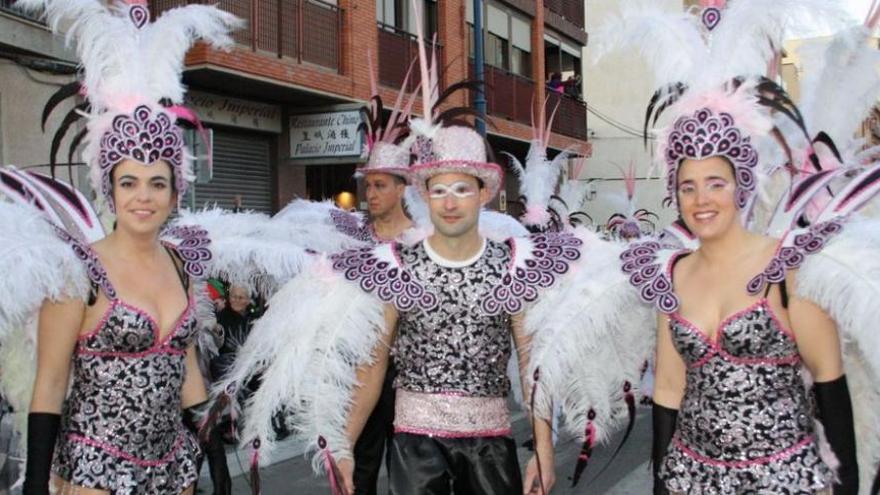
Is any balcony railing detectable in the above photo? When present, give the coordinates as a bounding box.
[149,0,341,72]
[546,91,587,141]
[544,0,584,30]
[1,0,44,22]
[468,62,534,126]
[377,23,442,92]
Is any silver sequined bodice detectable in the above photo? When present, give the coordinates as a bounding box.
[661,299,831,493]
[392,241,513,397]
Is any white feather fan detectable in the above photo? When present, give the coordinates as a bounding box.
[795,216,880,494]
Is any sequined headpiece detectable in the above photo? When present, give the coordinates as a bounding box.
[21,0,241,212]
[663,107,759,210]
[355,52,419,180]
[405,0,502,200]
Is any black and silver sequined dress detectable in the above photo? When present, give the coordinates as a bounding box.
[50,229,210,493]
[660,299,833,494]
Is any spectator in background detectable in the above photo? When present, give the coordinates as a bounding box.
[206,278,226,313]
[547,72,564,93]
[564,74,582,99]
[211,286,257,388]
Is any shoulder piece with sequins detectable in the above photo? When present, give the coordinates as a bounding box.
[161,224,213,279]
[330,209,374,244]
[620,240,687,314]
[484,231,584,315]
[329,243,437,312]
[52,225,117,300]
[746,218,845,295]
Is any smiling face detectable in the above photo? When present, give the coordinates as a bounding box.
[364,172,407,219]
[111,158,176,235]
[676,156,739,241]
[425,172,489,239]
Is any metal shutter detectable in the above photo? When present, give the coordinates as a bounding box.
[193,130,273,213]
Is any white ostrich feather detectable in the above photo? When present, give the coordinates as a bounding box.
[707,0,849,86]
[798,25,880,150]
[172,208,316,298]
[479,210,529,241]
[404,186,431,229]
[594,0,849,91]
[273,200,372,253]
[17,0,240,111]
[0,202,89,336]
[523,230,654,442]
[213,258,386,467]
[591,1,706,88]
[141,5,242,104]
[795,216,880,493]
[0,201,90,445]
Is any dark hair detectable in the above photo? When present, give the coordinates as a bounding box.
[109,159,178,193]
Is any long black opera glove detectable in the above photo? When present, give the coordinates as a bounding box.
[652,402,678,495]
[23,412,61,495]
[183,403,232,495]
[814,375,859,495]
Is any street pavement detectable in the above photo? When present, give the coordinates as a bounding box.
[199,406,653,494]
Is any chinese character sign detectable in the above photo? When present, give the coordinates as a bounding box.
[289,111,365,159]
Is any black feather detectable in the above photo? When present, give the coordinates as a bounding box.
[42,81,82,132]
[49,102,89,179]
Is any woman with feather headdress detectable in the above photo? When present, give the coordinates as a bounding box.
[580,1,880,493]
[1,0,242,492]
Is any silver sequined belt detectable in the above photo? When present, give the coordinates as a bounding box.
[393,389,512,438]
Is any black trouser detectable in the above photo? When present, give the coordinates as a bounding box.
[353,362,396,495]
[388,432,523,495]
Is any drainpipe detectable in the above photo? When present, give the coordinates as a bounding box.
[473,0,487,136]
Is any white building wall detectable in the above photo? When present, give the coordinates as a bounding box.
[580,0,683,231]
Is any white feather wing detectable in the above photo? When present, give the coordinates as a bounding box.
[212,259,386,468]
[172,208,317,297]
[0,201,90,443]
[524,229,655,442]
[797,26,880,150]
[272,200,372,253]
[143,5,242,104]
[795,216,880,493]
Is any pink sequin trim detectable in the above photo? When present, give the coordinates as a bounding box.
[393,390,511,438]
[671,299,801,368]
[68,432,186,467]
[77,294,194,356]
[394,426,513,438]
[673,435,814,468]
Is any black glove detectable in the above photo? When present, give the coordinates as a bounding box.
[814,376,858,495]
[23,412,61,495]
[652,402,678,495]
[183,403,231,495]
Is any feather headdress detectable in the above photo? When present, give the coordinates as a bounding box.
[356,51,419,178]
[17,0,241,212]
[506,100,579,229]
[404,0,503,200]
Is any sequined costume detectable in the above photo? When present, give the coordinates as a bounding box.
[328,233,581,492]
[49,230,208,493]
[662,299,832,493]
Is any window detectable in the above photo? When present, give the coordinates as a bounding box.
[544,32,583,99]
[376,0,436,37]
[467,2,533,78]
